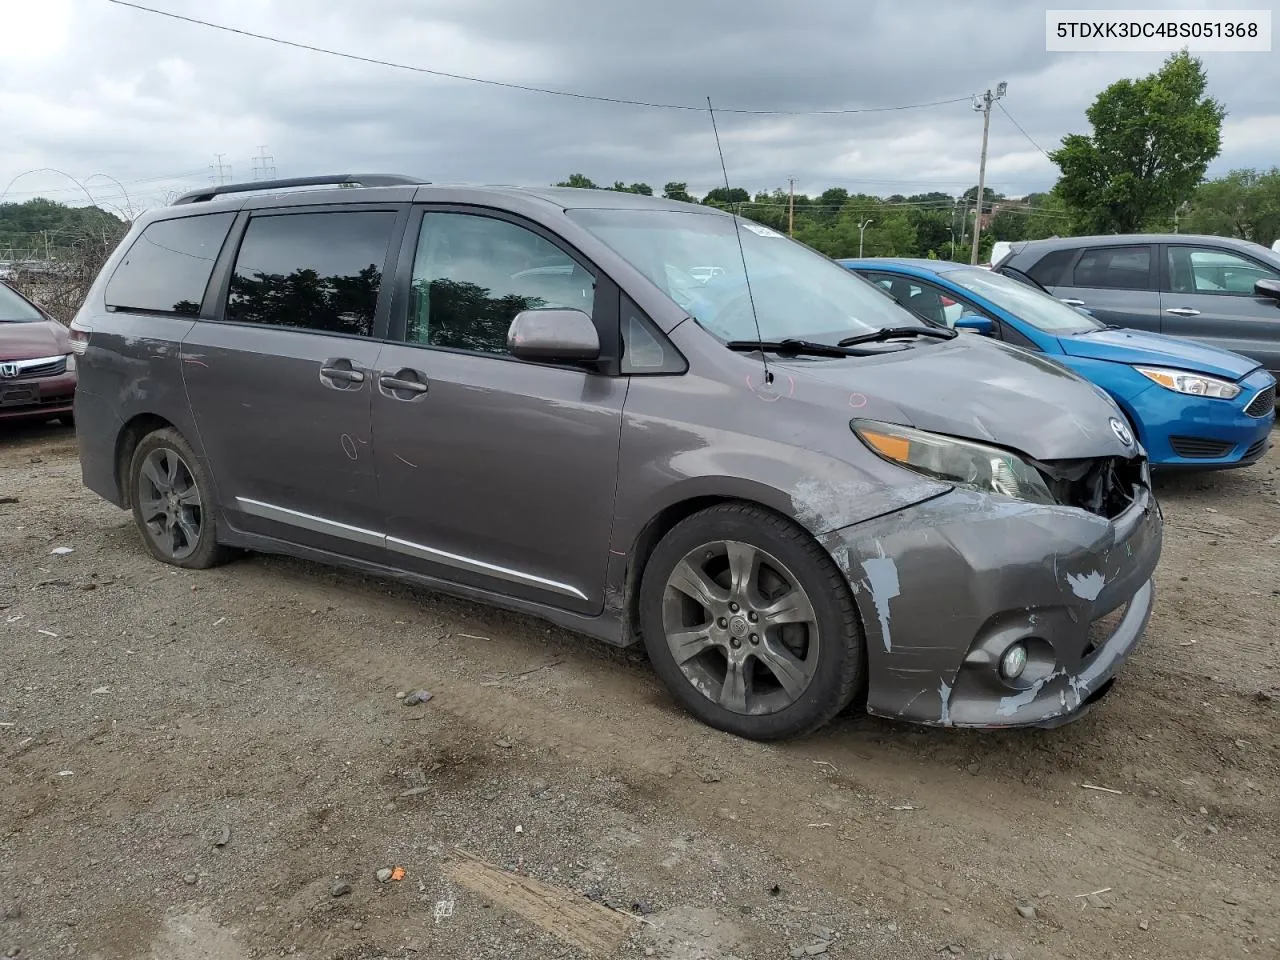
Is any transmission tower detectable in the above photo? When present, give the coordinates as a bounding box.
[251,146,277,181]
[209,154,232,185]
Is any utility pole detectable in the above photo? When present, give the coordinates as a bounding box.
[969,81,1007,265]
[787,178,796,237]
[210,154,232,185]
[251,146,276,181]
[858,219,874,258]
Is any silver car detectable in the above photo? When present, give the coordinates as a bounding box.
[71,175,1162,740]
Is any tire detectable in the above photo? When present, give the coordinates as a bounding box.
[638,502,864,741]
[127,427,231,570]
[58,413,75,428]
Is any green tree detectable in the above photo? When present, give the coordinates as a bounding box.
[1183,168,1280,243]
[609,181,654,195]
[702,186,751,208]
[663,182,697,203]
[1051,50,1225,233]
[554,173,598,189]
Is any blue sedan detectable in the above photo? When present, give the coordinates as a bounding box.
[839,258,1276,470]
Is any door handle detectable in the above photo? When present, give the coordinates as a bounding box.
[1060,298,1086,307]
[1165,307,1201,317]
[320,366,365,383]
[378,371,429,396]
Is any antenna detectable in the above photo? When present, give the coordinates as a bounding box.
[707,96,771,385]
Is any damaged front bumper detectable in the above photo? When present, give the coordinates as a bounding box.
[821,480,1162,729]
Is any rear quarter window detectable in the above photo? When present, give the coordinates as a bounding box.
[105,213,235,315]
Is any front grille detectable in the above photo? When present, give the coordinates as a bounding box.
[1244,384,1275,418]
[1039,455,1144,519]
[1243,437,1270,461]
[1170,436,1234,459]
[1,356,67,379]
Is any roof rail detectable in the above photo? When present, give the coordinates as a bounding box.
[172,174,429,205]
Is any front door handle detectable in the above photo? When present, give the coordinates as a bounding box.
[378,369,429,398]
[1060,298,1086,307]
[1165,307,1201,317]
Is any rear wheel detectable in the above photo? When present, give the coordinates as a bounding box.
[638,503,864,741]
[128,428,231,569]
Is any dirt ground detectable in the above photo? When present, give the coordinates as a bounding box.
[1,421,1277,960]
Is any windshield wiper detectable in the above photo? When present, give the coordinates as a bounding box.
[837,326,957,347]
[725,338,878,357]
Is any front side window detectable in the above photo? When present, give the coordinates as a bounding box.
[1168,246,1280,295]
[1071,245,1153,290]
[406,212,596,356]
[567,209,920,345]
[105,213,234,315]
[225,211,395,337]
[1025,249,1077,287]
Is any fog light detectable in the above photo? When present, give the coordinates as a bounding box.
[1000,642,1028,680]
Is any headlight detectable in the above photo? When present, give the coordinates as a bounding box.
[852,419,1056,505]
[65,352,76,373]
[1135,366,1240,400]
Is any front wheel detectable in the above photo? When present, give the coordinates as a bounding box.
[638,503,864,741]
[128,428,231,569]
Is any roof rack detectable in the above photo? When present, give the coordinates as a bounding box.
[172,174,429,205]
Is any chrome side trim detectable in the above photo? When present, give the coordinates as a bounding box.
[386,536,589,601]
[233,496,588,601]
[235,497,384,548]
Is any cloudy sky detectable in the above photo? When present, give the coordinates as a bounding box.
[3,0,1277,216]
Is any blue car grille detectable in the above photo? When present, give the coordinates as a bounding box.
[1244,383,1275,418]
[1169,436,1234,459]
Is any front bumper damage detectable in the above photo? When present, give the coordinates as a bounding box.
[820,479,1162,728]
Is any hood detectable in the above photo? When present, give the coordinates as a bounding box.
[1061,327,1258,380]
[0,319,70,362]
[786,337,1136,461]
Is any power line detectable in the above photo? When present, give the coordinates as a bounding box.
[996,101,1053,160]
[104,0,975,116]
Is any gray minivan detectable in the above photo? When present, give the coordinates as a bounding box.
[71,175,1162,740]
[996,234,1280,380]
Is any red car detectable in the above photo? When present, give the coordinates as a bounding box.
[0,280,76,424]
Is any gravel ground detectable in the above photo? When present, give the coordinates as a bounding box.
[1,420,1277,960]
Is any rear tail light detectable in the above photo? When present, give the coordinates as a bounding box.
[940,296,956,306]
[68,322,91,356]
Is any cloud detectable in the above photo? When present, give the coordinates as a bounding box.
[2,0,1276,212]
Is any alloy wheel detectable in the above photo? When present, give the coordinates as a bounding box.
[661,539,820,716]
[136,447,204,561]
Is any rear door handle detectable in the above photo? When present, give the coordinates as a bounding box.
[1060,298,1086,307]
[1165,307,1201,317]
[320,359,366,388]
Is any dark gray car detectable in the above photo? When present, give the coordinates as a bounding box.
[996,234,1280,379]
[70,175,1163,740]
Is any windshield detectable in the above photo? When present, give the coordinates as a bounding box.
[946,267,1104,335]
[0,283,44,323]
[567,209,923,343]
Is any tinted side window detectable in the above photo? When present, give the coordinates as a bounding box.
[1072,245,1152,290]
[1168,245,1280,294]
[1025,248,1076,287]
[225,211,395,337]
[407,212,595,356]
[105,213,234,315]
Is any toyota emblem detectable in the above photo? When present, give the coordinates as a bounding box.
[1109,417,1134,447]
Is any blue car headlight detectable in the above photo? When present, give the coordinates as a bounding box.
[1135,366,1241,400]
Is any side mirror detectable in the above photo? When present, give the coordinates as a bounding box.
[508,308,600,362]
[1254,278,1280,302]
[954,314,995,335]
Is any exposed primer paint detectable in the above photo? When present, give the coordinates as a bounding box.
[938,680,953,725]
[790,476,874,532]
[996,670,1060,716]
[1066,569,1105,601]
[862,551,900,653]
